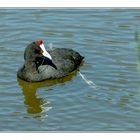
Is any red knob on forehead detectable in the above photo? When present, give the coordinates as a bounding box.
[37,40,43,45]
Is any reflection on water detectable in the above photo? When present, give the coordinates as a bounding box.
[17,78,51,119]
[17,69,78,118]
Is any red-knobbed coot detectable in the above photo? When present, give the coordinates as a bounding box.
[17,40,84,82]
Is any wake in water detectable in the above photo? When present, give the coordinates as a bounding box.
[78,71,98,90]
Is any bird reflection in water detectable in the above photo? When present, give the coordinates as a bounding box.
[17,70,78,119]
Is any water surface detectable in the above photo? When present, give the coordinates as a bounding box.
[0,9,140,131]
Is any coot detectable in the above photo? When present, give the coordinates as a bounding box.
[17,40,84,82]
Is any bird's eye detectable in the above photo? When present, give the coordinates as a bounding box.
[33,42,36,45]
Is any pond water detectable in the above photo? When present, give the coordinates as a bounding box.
[0,9,140,131]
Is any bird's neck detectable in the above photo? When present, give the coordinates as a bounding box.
[24,60,37,72]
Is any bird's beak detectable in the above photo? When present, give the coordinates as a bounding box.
[40,43,52,60]
[38,43,57,70]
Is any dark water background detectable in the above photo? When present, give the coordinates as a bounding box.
[0,9,140,131]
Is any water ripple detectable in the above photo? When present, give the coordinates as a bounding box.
[0,9,140,131]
